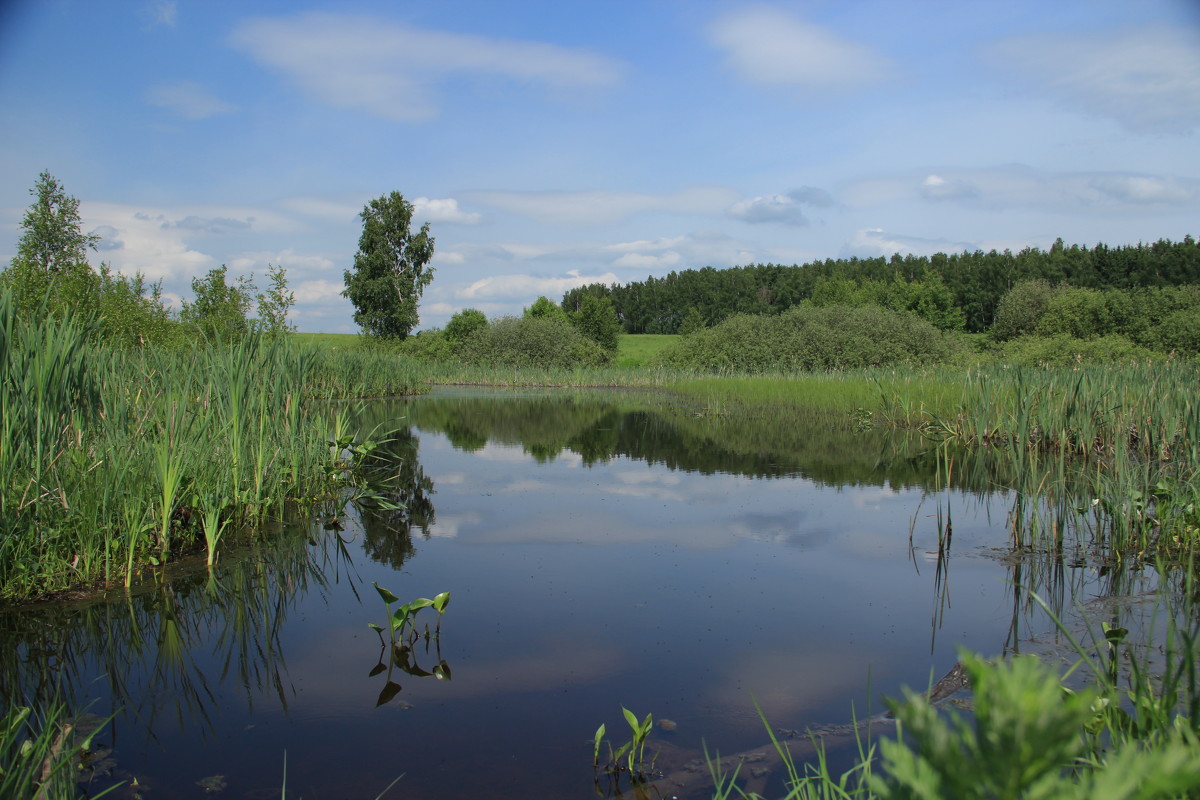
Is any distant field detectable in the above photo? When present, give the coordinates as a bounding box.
[292,332,363,349]
[295,331,679,365]
[617,334,678,367]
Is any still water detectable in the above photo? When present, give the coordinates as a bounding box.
[0,388,1138,799]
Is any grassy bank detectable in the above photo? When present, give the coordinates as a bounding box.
[0,296,426,602]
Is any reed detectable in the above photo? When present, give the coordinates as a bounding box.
[0,290,420,601]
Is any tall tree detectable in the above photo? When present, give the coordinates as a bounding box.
[2,170,100,316]
[343,192,435,340]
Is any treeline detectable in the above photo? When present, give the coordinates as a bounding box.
[562,237,1200,335]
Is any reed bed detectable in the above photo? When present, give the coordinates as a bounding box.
[0,292,422,602]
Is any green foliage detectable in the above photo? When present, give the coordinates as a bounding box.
[678,306,705,336]
[0,290,425,600]
[180,264,255,343]
[255,263,296,337]
[570,293,621,352]
[989,334,1160,366]
[989,279,1056,341]
[567,237,1200,336]
[397,328,454,362]
[1,172,100,319]
[456,315,612,368]
[0,703,120,799]
[444,308,488,344]
[869,651,1200,800]
[652,304,969,373]
[594,707,656,785]
[343,191,435,340]
[95,265,183,347]
[2,171,101,320]
[523,295,570,324]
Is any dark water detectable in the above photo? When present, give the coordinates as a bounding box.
[0,388,1150,799]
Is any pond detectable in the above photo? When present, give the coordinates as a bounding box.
[0,388,1156,799]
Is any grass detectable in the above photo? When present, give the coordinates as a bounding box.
[616,334,678,367]
[291,331,365,350]
[0,292,426,602]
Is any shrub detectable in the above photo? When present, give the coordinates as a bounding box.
[988,334,1161,366]
[444,308,488,345]
[650,304,967,373]
[991,279,1055,341]
[457,316,612,368]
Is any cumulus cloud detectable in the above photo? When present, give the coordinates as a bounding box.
[411,197,482,224]
[83,203,215,282]
[144,82,236,120]
[920,174,980,201]
[468,187,736,226]
[229,13,625,122]
[843,228,975,259]
[986,25,1200,134]
[709,6,894,90]
[291,279,345,304]
[726,188,832,225]
[457,269,621,301]
[78,203,300,289]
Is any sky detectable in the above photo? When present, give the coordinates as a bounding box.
[1,0,1198,333]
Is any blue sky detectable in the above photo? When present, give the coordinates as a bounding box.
[1,1,1198,333]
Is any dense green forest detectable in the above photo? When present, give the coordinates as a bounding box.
[562,236,1200,335]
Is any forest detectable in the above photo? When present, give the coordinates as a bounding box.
[561,237,1200,336]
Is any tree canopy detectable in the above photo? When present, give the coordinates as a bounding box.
[343,191,435,340]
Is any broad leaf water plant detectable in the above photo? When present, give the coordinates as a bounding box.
[368,583,451,706]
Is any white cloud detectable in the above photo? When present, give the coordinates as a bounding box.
[79,202,301,288]
[611,251,682,269]
[468,187,736,226]
[292,279,343,304]
[846,166,1200,213]
[144,82,236,120]
[1089,175,1196,205]
[920,174,979,201]
[229,13,625,122]
[411,197,482,224]
[727,193,818,226]
[986,25,1200,134]
[140,1,177,30]
[458,270,621,301]
[843,228,976,259]
[709,6,894,90]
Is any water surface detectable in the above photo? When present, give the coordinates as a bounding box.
[0,388,1140,799]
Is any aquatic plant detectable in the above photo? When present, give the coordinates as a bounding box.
[0,285,425,601]
[0,703,121,800]
[368,583,450,646]
[593,707,656,786]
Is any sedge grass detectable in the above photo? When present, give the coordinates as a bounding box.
[0,292,425,602]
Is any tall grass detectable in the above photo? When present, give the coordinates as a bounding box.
[0,291,423,601]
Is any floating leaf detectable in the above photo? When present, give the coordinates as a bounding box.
[368,661,387,677]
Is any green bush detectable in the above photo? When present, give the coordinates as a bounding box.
[988,334,1161,366]
[457,315,612,368]
[444,308,489,345]
[398,328,454,362]
[991,280,1055,341]
[650,304,968,373]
